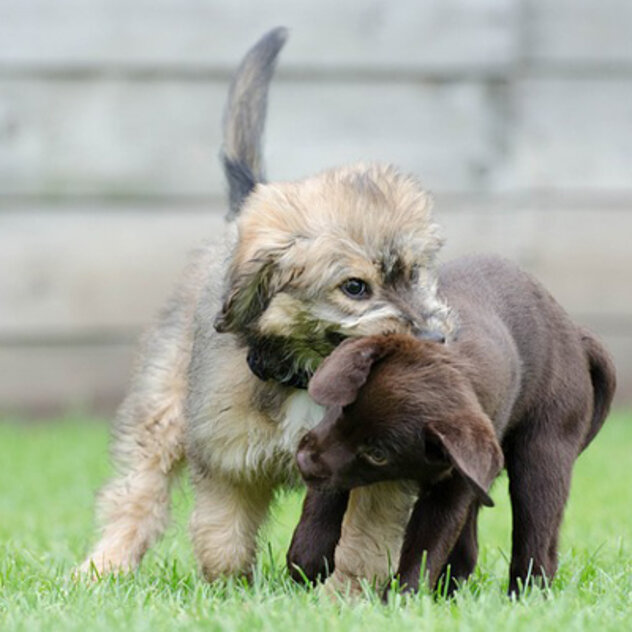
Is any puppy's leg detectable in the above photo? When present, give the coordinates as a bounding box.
[190,473,274,580]
[394,475,475,595]
[77,244,217,577]
[79,393,185,576]
[505,425,577,595]
[287,489,349,583]
[438,501,480,595]
[324,481,416,597]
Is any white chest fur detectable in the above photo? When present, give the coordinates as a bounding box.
[280,390,325,441]
[262,391,326,477]
[194,389,325,482]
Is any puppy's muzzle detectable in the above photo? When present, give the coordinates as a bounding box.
[296,432,332,485]
[402,309,445,343]
[414,328,446,343]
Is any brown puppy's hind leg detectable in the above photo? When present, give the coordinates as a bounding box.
[287,489,349,584]
[505,421,578,596]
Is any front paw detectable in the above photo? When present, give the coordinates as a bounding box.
[287,545,333,584]
[382,573,420,602]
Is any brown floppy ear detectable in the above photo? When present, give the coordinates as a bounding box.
[425,412,504,507]
[308,336,392,407]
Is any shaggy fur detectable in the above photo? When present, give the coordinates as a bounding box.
[79,28,453,585]
[294,256,616,595]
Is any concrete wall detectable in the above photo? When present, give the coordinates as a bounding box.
[2,0,631,414]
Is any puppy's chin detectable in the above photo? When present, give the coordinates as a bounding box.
[245,332,339,389]
[305,475,374,493]
[246,341,310,388]
[302,474,345,492]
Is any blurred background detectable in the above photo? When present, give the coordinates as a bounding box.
[1,0,631,416]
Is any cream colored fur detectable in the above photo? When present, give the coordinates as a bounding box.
[79,163,454,585]
[78,163,455,592]
[324,481,417,597]
[79,28,456,590]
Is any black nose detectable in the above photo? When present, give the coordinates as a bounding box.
[413,327,446,344]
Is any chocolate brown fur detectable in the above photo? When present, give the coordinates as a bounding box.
[293,255,616,595]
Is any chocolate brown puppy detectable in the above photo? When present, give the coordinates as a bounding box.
[293,255,616,595]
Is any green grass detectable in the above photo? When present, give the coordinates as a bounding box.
[1,413,631,631]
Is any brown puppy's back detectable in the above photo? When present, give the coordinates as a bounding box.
[437,255,615,448]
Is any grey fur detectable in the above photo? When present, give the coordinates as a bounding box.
[222,27,288,219]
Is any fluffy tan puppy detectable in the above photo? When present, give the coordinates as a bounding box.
[79,28,454,587]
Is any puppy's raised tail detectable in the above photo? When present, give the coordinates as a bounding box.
[580,329,617,451]
[222,27,288,219]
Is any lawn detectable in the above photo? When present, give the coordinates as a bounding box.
[1,413,631,632]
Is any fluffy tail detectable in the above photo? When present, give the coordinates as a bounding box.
[580,329,617,451]
[222,27,288,219]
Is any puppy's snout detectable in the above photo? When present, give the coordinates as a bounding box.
[412,326,446,344]
[296,432,331,483]
[397,312,445,343]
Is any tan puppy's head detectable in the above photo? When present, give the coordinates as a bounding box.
[215,162,454,387]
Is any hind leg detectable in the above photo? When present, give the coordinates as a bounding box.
[505,424,578,595]
[77,243,217,576]
[79,377,186,575]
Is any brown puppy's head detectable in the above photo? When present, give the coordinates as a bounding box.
[296,335,504,506]
[214,163,454,387]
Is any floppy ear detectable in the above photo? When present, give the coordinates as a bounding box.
[214,260,275,333]
[308,336,392,407]
[425,412,504,507]
[215,258,287,334]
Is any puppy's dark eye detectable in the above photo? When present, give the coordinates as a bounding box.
[361,446,388,466]
[340,278,371,299]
